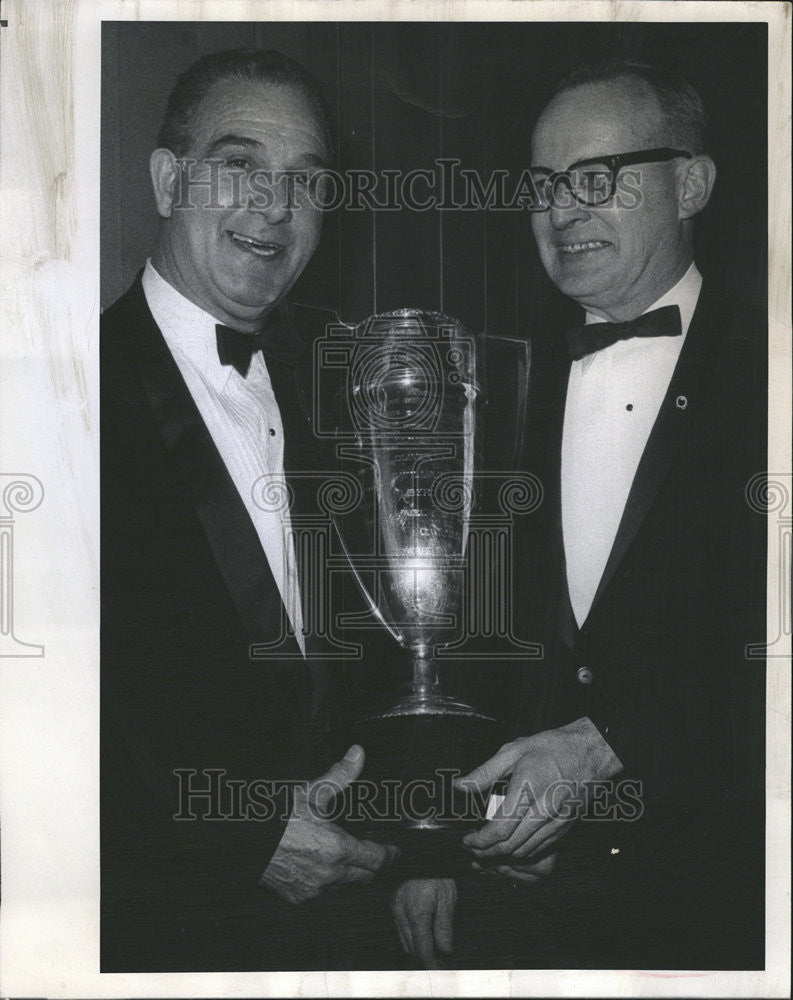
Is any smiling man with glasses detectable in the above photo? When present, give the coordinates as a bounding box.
[529,68,715,322]
[447,59,767,969]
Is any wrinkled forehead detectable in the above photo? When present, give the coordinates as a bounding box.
[531,79,666,167]
[188,78,329,160]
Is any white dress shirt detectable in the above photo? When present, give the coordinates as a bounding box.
[562,262,703,628]
[142,260,305,654]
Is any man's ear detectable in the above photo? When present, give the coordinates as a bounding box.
[150,148,181,218]
[678,155,717,220]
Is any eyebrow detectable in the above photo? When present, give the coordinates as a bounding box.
[206,134,330,169]
[529,156,608,172]
[206,134,261,154]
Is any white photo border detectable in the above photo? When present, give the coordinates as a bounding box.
[0,1,790,996]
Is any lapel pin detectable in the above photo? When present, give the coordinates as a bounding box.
[675,395,688,410]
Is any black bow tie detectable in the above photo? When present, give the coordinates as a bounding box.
[216,304,308,376]
[564,304,682,361]
[215,324,272,377]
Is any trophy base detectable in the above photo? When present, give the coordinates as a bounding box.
[338,707,507,876]
[371,691,497,721]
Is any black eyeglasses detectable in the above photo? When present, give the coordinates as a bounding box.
[529,147,693,210]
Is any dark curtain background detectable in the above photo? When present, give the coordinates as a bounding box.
[101,21,767,339]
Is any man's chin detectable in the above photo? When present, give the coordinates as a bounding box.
[548,261,618,303]
[552,276,608,307]
[220,281,293,317]
[209,296,280,331]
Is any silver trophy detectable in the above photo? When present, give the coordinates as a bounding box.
[334,309,505,861]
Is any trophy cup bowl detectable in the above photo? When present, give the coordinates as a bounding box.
[333,309,506,872]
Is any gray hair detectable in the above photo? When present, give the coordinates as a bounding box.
[550,58,710,154]
[156,47,333,156]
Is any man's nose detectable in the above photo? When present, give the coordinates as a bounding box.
[549,200,591,230]
[247,178,293,224]
[255,198,292,225]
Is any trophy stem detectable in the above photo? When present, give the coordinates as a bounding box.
[410,645,440,702]
[364,645,496,722]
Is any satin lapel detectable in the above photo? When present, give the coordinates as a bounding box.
[263,314,330,596]
[264,335,332,711]
[589,286,719,613]
[484,335,531,469]
[545,349,578,649]
[261,351,315,617]
[126,283,294,648]
[523,336,578,648]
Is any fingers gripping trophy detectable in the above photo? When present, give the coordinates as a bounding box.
[333,309,511,873]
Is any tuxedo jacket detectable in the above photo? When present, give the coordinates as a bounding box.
[100,276,337,971]
[509,280,767,967]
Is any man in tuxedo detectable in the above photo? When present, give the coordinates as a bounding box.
[395,60,766,968]
[101,48,398,972]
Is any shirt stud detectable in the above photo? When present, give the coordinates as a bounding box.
[675,395,688,410]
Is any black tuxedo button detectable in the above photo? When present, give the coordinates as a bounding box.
[577,666,594,685]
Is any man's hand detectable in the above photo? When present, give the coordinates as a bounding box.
[455,718,622,863]
[472,852,557,885]
[391,878,457,969]
[261,745,399,903]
